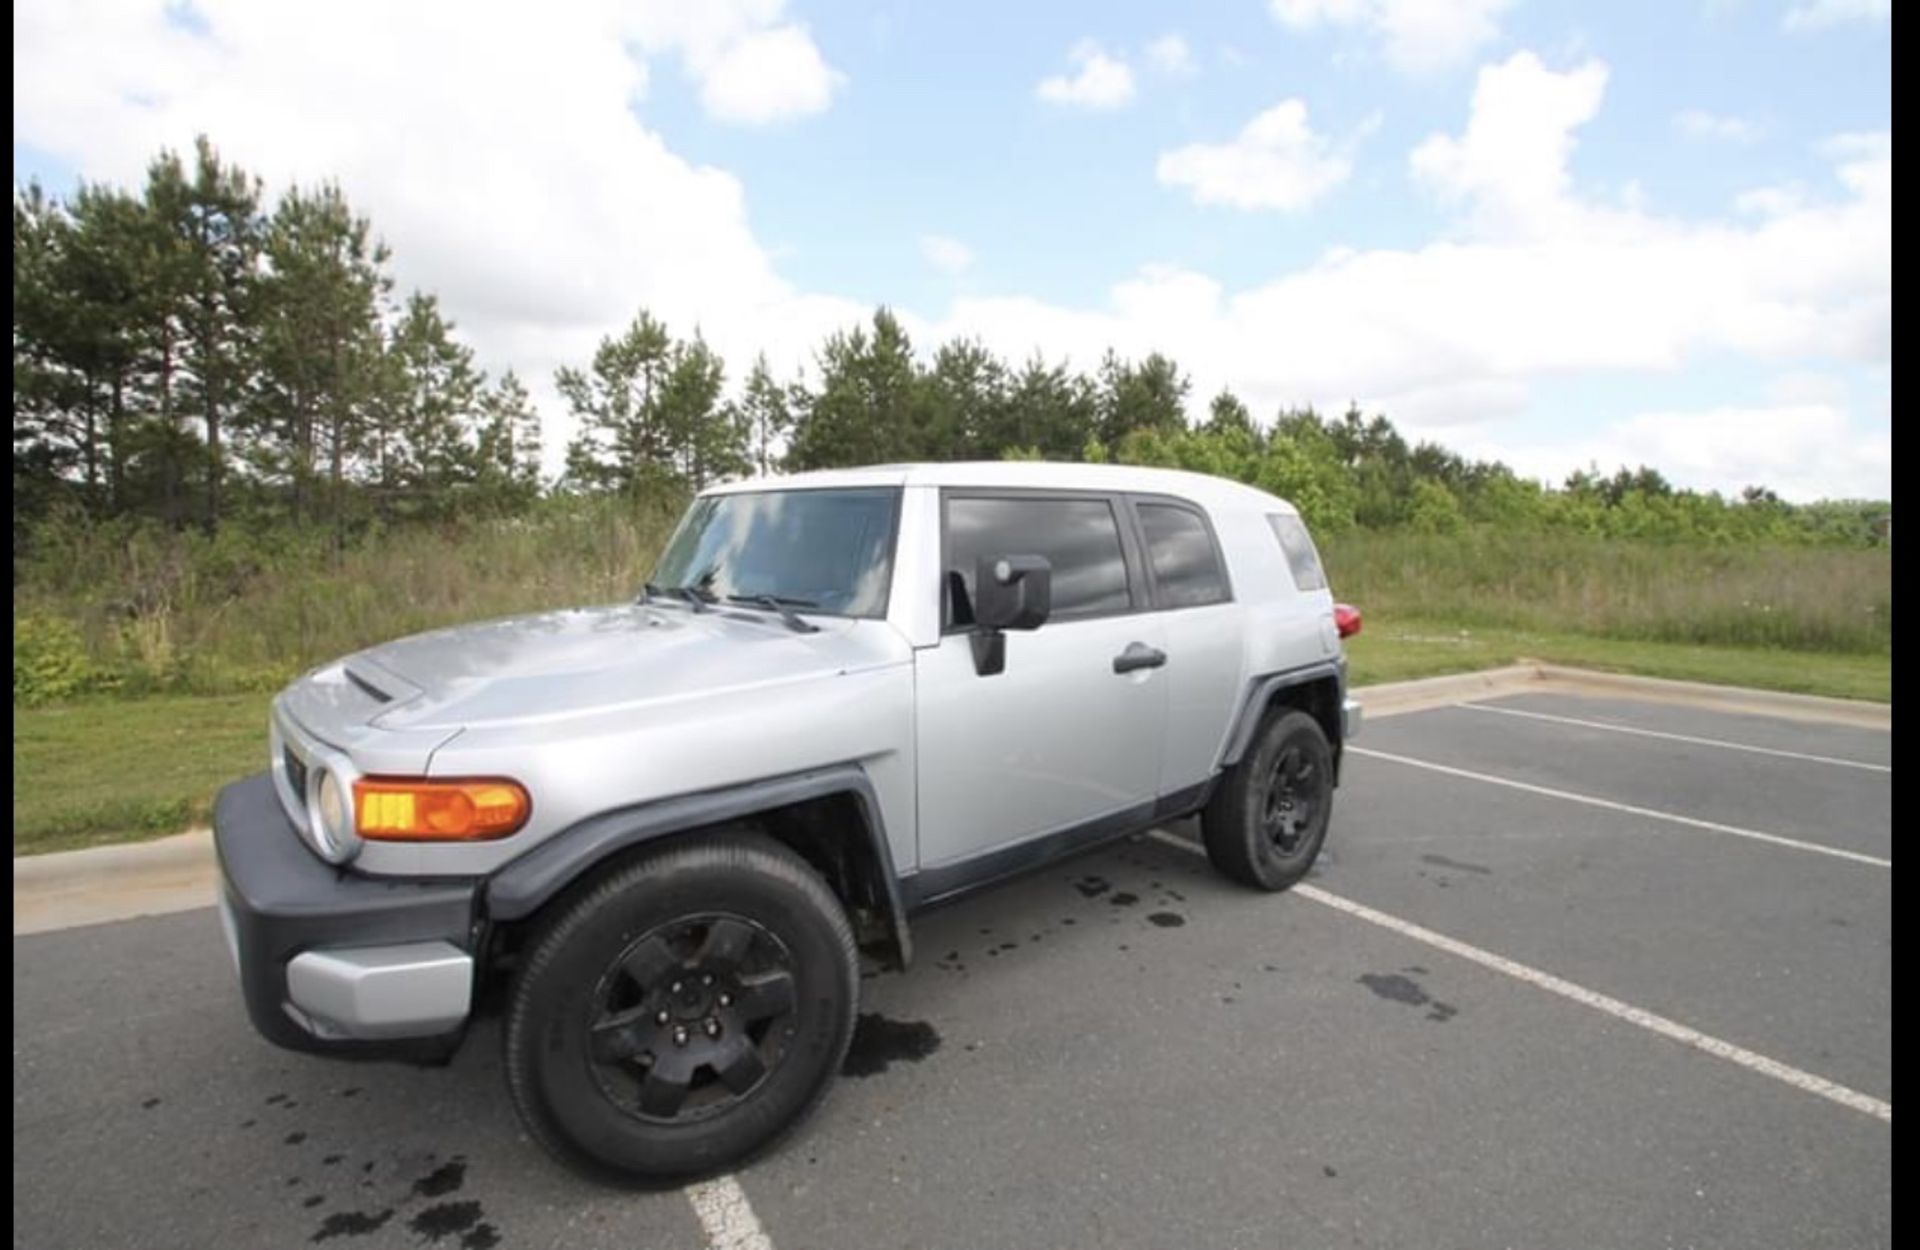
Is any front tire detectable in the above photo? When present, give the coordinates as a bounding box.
[1201,708,1334,891]
[504,832,857,1184]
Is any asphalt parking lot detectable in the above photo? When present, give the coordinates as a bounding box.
[13,690,1892,1249]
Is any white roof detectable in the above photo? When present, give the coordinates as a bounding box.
[704,461,1297,515]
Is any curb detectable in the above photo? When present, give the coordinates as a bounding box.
[1527,664,1892,729]
[12,664,1890,935]
[14,828,212,888]
[1351,664,1542,718]
[13,829,215,936]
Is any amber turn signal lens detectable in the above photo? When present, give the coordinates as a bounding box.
[353,778,531,841]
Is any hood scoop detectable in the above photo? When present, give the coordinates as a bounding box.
[344,665,394,704]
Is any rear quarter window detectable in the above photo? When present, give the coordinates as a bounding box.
[1137,502,1231,608]
[1267,513,1328,592]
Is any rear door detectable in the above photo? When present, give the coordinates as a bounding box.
[914,491,1168,870]
[1125,495,1245,799]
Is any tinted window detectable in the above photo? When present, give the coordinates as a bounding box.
[946,496,1131,625]
[1267,513,1327,591]
[1138,503,1230,608]
[652,488,900,617]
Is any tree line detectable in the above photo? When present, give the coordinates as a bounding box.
[14,137,1890,553]
[13,137,541,540]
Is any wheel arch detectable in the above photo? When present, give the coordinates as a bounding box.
[1219,661,1347,782]
[484,765,912,969]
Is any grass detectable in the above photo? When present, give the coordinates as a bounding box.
[12,618,1889,856]
[1322,529,1891,653]
[13,508,1891,705]
[1345,619,1892,702]
[12,507,1891,854]
[13,692,268,855]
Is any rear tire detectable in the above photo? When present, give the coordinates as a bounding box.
[504,832,857,1184]
[1201,708,1334,891]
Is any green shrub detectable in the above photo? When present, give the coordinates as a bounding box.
[13,615,113,705]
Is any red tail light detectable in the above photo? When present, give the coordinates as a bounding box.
[1333,603,1362,639]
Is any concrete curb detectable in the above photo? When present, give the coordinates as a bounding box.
[12,664,1890,935]
[1351,664,1543,718]
[1527,664,1892,729]
[14,830,215,936]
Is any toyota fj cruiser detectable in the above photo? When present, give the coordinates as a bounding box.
[214,461,1362,1181]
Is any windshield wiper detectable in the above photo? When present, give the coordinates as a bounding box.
[724,594,821,634]
[642,581,710,613]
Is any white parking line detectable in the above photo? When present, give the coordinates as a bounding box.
[686,1174,774,1250]
[1455,702,1892,773]
[1143,830,1893,1124]
[1349,747,1891,869]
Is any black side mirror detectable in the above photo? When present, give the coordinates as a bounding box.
[970,554,1052,676]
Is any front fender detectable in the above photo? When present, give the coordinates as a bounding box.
[483,763,912,965]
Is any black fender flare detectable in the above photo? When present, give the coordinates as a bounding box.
[484,764,912,965]
[1218,660,1347,770]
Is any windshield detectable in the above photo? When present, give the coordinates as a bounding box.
[650,487,902,619]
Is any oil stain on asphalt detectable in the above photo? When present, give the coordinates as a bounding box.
[842,1013,942,1076]
[310,1207,393,1242]
[408,1198,499,1247]
[1421,853,1493,876]
[1358,970,1461,1023]
[411,1158,466,1199]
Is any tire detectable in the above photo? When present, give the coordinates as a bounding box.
[504,832,858,1184]
[1201,707,1334,891]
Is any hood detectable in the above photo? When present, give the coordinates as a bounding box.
[326,602,910,733]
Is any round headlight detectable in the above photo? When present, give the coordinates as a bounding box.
[312,767,353,858]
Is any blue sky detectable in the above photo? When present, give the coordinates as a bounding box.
[12,0,1893,499]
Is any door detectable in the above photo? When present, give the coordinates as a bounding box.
[914,492,1168,869]
[1127,495,1246,797]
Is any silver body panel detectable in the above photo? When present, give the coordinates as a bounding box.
[914,614,1168,867]
[284,943,474,1040]
[263,462,1355,889]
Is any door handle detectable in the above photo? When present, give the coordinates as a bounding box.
[1112,642,1168,674]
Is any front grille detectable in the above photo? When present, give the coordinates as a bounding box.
[283,746,309,801]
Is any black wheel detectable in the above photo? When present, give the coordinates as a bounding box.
[1201,708,1334,891]
[504,832,857,1183]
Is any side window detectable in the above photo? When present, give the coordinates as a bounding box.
[1137,502,1230,608]
[946,496,1132,626]
[1267,513,1328,591]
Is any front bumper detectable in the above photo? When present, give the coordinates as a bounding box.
[213,772,483,1059]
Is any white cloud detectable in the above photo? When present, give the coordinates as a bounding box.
[1156,100,1358,211]
[1145,33,1197,76]
[920,234,974,275]
[11,0,863,479]
[13,11,1890,499]
[1782,0,1890,31]
[1674,108,1759,143]
[1497,403,1890,501]
[696,25,845,124]
[1410,52,1608,236]
[1735,184,1808,217]
[1270,0,1515,74]
[934,54,1889,497]
[612,0,844,124]
[1035,41,1136,110]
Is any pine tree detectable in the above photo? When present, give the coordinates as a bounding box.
[738,354,793,476]
[475,370,544,511]
[386,292,483,515]
[145,137,262,529]
[558,311,678,494]
[253,183,390,525]
[786,308,923,470]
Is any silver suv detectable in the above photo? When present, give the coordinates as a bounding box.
[214,461,1363,1181]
